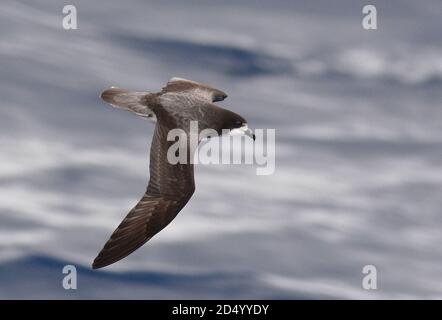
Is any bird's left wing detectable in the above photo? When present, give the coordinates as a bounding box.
[161,77,228,103]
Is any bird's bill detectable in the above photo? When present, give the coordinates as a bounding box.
[244,127,256,141]
[230,124,256,141]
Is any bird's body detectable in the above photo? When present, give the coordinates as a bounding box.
[93,77,253,269]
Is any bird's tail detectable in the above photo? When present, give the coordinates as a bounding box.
[100,87,156,121]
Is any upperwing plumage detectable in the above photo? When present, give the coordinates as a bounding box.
[161,77,228,103]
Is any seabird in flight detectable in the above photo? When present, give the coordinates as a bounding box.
[92,77,254,269]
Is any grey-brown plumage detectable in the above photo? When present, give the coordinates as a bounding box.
[92,77,254,269]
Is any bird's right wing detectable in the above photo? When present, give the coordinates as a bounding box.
[100,87,156,121]
[92,115,195,269]
[92,192,190,269]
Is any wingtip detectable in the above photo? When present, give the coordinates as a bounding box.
[100,87,119,104]
[92,252,108,269]
[92,259,105,270]
[99,89,109,101]
[99,86,121,101]
[92,251,119,270]
[91,259,100,269]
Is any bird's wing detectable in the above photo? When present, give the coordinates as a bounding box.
[160,77,197,94]
[161,77,228,103]
[92,118,195,269]
[100,87,157,121]
[92,193,191,269]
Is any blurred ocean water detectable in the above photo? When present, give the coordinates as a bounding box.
[1,0,442,299]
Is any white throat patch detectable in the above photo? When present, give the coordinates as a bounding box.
[230,124,248,136]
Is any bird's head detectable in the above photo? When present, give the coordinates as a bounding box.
[223,112,255,141]
[164,77,254,140]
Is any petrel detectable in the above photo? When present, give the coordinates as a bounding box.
[92,77,254,269]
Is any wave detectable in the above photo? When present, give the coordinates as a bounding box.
[112,34,293,77]
[292,47,442,86]
[0,255,313,299]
